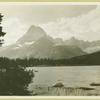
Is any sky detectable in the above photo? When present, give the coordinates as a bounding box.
[0,3,99,46]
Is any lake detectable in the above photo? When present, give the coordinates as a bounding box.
[28,66,100,87]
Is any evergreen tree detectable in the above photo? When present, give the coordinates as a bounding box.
[0,13,6,46]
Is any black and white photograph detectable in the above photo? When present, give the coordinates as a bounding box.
[0,3,100,96]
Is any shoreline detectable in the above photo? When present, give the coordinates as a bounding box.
[28,84,100,96]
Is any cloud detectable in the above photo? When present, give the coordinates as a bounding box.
[2,18,29,46]
[40,6,100,41]
[0,4,98,46]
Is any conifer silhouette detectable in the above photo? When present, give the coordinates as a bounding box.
[0,13,6,45]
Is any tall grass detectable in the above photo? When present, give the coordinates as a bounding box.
[31,85,99,96]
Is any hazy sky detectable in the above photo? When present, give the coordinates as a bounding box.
[0,3,99,45]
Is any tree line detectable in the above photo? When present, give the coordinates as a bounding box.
[3,57,87,67]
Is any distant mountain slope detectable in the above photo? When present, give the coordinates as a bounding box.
[66,51,100,65]
[26,35,55,58]
[65,37,100,53]
[65,37,90,49]
[51,45,86,59]
[54,38,64,46]
[84,46,100,53]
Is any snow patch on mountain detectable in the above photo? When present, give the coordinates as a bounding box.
[24,41,34,45]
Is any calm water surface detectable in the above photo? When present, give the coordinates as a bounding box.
[28,66,100,87]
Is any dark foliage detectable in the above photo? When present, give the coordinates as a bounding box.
[0,13,6,45]
[11,50,100,67]
[0,57,34,95]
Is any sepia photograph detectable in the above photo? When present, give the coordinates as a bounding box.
[0,3,100,96]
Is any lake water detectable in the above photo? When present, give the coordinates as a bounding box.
[28,66,100,87]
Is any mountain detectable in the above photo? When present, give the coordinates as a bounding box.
[17,25,47,44]
[85,40,100,53]
[65,37,90,50]
[0,25,86,59]
[66,51,100,65]
[51,45,85,59]
[65,37,100,53]
[23,36,85,59]
[0,36,85,59]
[84,46,100,53]
[0,25,48,58]
[25,35,55,58]
[54,38,64,45]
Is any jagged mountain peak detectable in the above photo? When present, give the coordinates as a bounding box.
[17,25,47,44]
